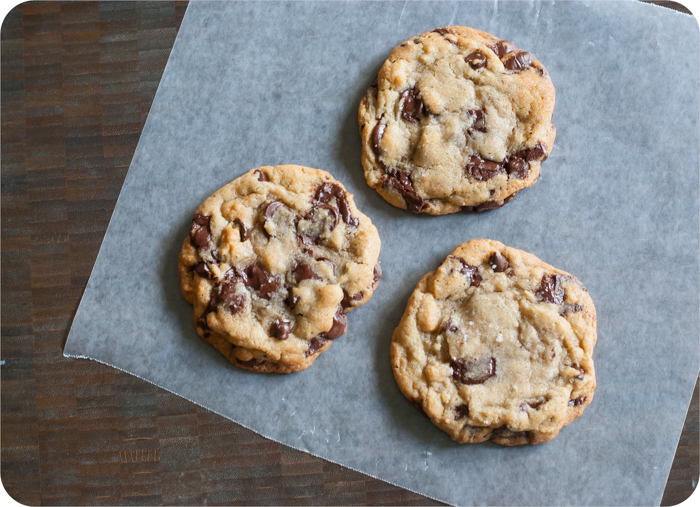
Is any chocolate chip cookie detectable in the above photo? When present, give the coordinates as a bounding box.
[359,27,556,215]
[178,165,381,373]
[391,240,596,445]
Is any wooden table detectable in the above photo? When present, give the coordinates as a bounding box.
[1,2,697,505]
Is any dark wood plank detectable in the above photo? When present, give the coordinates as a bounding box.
[0,2,696,505]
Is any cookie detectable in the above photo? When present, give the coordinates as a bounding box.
[358,27,556,215]
[390,239,596,445]
[178,165,381,373]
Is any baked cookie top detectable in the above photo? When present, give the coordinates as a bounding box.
[390,239,596,445]
[178,165,381,373]
[359,26,556,215]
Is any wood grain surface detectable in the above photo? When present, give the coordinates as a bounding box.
[1,2,697,505]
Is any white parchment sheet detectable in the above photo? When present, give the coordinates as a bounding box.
[64,2,699,505]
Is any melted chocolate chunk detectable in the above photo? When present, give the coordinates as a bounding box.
[561,303,584,316]
[190,214,212,250]
[323,305,347,340]
[568,396,586,407]
[491,427,529,441]
[292,261,322,283]
[341,290,364,309]
[263,200,287,220]
[523,399,547,410]
[462,194,516,213]
[371,122,386,156]
[215,271,247,314]
[466,109,487,134]
[400,88,423,123]
[454,404,470,420]
[493,39,515,58]
[383,167,426,213]
[305,336,328,357]
[237,358,259,368]
[489,252,509,272]
[504,50,533,71]
[464,155,505,181]
[451,256,482,287]
[194,261,213,279]
[536,274,565,305]
[370,75,378,88]
[505,156,529,179]
[270,320,291,340]
[451,357,496,385]
[316,203,340,229]
[571,364,585,380]
[286,289,300,309]
[233,218,249,241]
[465,51,487,69]
[256,170,268,182]
[315,183,358,227]
[433,27,451,36]
[297,234,315,247]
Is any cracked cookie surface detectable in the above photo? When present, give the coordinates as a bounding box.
[178,165,381,373]
[391,239,596,445]
[359,26,556,215]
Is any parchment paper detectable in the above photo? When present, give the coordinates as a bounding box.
[64,2,699,505]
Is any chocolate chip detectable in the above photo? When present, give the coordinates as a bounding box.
[536,274,565,305]
[370,75,378,88]
[489,252,509,272]
[237,358,259,368]
[505,156,529,179]
[263,200,286,219]
[451,357,496,385]
[568,396,586,407]
[233,218,249,241]
[292,261,322,283]
[433,27,451,35]
[372,262,382,286]
[519,402,528,412]
[454,404,470,420]
[195,261,213,279]
[571,364,585,380]
[400,88,423,123]
[504,50,533,71]
[270,320,291,340]
[341,290,364,309]
[451,257,482,287]
[461,194,516,213]
[465,51,487,69]
[297,234,315,247]
[561,303,584,316]
[305,336,328,357]
[383,167,426,213]
[190,214,212,250]
[442,319,458,333]
[493,39,515,58]
[371,122,386,156]
[314,183,358,228]
[464,155,505,181]
[323,305,347,340]
[256,170,268,182]
[286,289,300,309]
[466,109,487,134]
[413,38,421,44]
[197,315,210,331]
